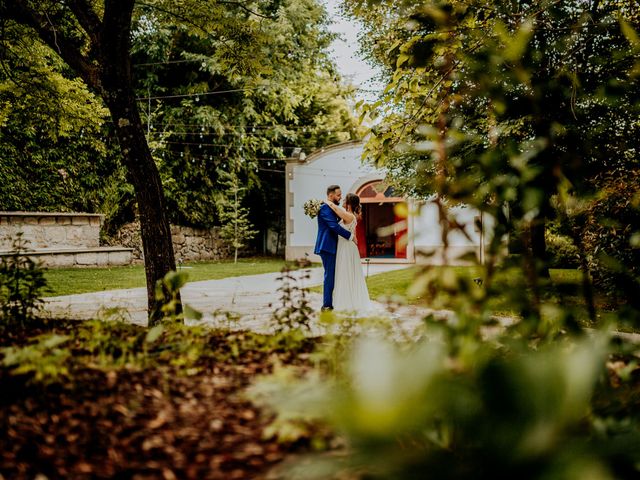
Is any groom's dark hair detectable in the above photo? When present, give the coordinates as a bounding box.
[327,185,340,195]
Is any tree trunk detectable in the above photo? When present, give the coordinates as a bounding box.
[530,219,550,279]
[99,1,179,325]
[104,91,178,325]
[2,0,181,325]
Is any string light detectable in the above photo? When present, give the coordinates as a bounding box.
[135,86,263,101]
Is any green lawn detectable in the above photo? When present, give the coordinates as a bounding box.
[44,257,291,297]
[310,265,479,302]
[313,265,618,326]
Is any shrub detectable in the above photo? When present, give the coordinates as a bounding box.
[1,333,71,385]
[251,333,640,479]
[0,233,48,326]
[545,230,580,268]
[270,266,314,334]
[580,169,640,305]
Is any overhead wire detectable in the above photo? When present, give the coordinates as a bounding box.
[135,86,263,101]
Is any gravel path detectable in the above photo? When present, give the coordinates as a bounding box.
[43,264,416,329]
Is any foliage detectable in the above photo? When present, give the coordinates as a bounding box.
[345,0,640,324]
[0,314,313,388]
[252,331,640,479]
[270,266,314,334]
[247,2,640,478]
[0,0,363,247]
[1,333,71,386]
[545,231,581,269]
[153,270,203,325]
[580,168,640,305]
[0,23,119,215]
[131,0,363,231]
[247,363,332,445]
[0,234,48,326]
[216,161,258,263]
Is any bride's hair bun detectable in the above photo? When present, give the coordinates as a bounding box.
[345,193,362,215]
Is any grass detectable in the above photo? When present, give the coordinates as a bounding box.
[310,265,480,302]
[44,257,291,297]
[312,265,622,326]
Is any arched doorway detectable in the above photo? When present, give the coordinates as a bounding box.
[355,181,410,260]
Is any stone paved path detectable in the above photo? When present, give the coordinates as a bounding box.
[43,264,416,329]
[43,265,640,343]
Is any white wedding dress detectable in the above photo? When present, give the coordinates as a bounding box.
[333,217,373,314]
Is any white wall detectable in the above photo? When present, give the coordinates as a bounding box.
[286,142,489,262]
[412,201,482,247]
[288,143,377,247]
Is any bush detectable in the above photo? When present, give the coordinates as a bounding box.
[251,332,640,479]
[0,233,48,326]
[580,169,640,304]
[545,230,580,268]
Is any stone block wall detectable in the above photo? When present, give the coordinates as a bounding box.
[171,225,228,262]
[0,212,103,250]
[105,221,228,262]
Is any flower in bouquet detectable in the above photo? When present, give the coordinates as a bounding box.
[303,199,323,218]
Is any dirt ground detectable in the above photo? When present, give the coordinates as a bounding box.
[0,320,316,479]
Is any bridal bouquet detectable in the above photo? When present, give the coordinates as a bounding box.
[303,199,323,218]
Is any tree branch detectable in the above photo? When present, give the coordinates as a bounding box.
[216,0,275,20]
[134,0,245,65]
[66,0,103,45]
[2,1,99,89]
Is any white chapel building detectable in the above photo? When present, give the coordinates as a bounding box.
[285,141,488,264]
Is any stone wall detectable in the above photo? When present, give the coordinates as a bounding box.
[0,212,102,250]
[172,225,228,262]
[106,222,228,262]
[0,212,132,268]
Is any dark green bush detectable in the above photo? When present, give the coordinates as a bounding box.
[0,233,48,326]
[581,169,640,304]
[545,231,580,268]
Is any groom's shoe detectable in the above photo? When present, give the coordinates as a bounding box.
[320,306,334,312]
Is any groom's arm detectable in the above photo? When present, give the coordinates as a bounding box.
[319,206,353,241]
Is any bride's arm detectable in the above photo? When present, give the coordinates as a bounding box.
[324,200,355,224]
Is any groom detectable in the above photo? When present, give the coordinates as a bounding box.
[314,185,355,311]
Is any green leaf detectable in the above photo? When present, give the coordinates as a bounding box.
[619,17,640,49]
[39,334,70,350]
[145,324,164,344]
[396,53,411,67]
[502,19,534,61]
[183,303,203,321]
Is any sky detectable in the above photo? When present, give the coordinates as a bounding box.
[321,0,385,103]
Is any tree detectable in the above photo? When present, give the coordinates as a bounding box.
[1,0,313,324]
[129,0,363,234]
[345,0,639,321]
[1,0,363,264]
[1,0,181,324]
[217,160,258,263]
[0,23,120,213]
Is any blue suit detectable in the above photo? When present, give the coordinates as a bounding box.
[314,204,352,309]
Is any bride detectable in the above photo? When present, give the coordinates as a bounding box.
[324,193,372,313]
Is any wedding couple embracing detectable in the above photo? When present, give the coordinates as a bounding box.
[314,185,372,314]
